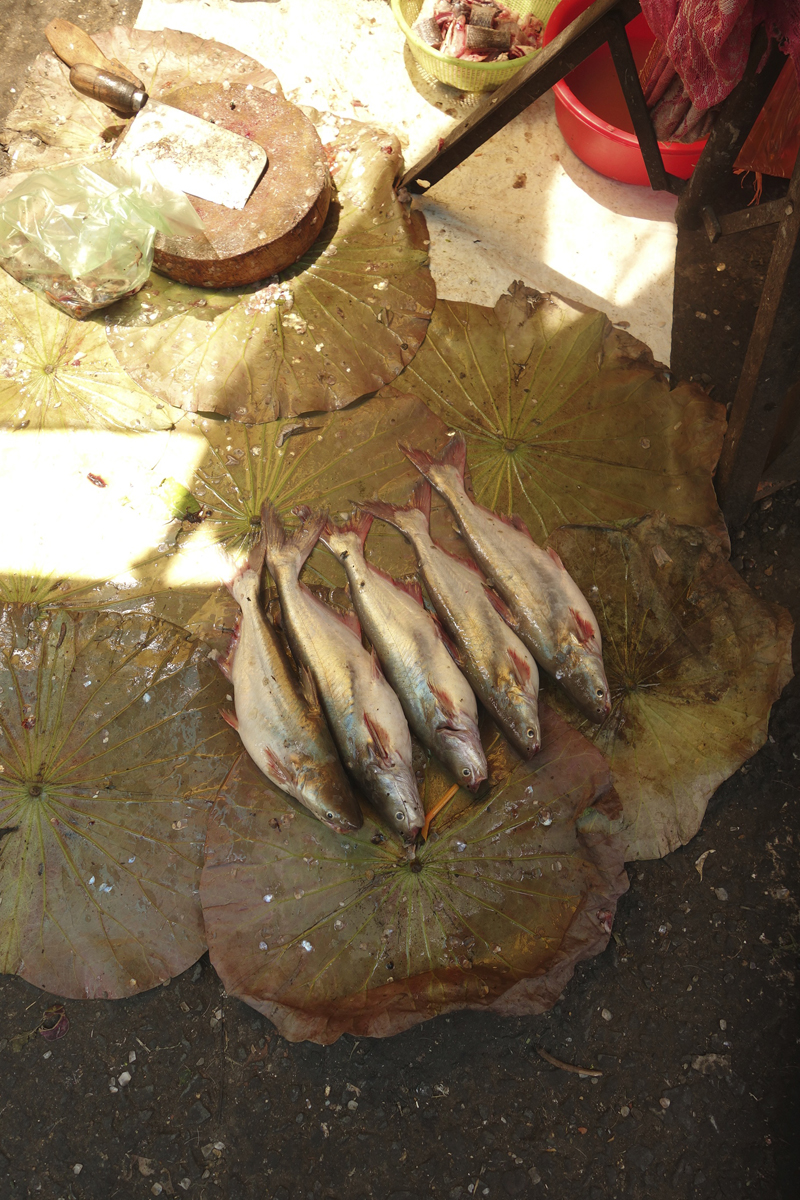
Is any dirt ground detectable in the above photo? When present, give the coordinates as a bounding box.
[0,4,798,1199]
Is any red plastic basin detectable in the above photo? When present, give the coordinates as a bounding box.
[543,0,706,186]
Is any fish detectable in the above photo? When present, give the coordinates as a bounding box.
[360,482,541,759]
[317,508,488,792]
[400,434,611,723]
[411,0,542,61]
[217,537,362,835]
[261,502,425,841]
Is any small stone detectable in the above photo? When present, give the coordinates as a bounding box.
[601,1008,612,1021]
[719,1019,727,1030]
[659,1097,671,1109]
[714,887,728,902]
[73,1164,83,1175]
[118,1071,131,1086]
[179,1180,191,1191]
[528,1167,541,1185]
[620,1105,630,1117]
[151,1187,163,1198]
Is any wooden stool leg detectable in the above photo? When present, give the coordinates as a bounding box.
[715,153,800,528]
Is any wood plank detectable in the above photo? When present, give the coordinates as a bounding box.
[400,0,642,192]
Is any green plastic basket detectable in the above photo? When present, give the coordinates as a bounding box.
[393,0,559,93]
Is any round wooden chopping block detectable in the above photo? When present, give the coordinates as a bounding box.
[151,83,331,288]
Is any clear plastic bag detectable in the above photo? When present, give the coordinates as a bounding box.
[0,157,204,318]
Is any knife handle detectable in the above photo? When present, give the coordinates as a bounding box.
[69,63,148,116]
[45,18,144,88]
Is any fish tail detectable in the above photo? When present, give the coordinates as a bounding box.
[400,433,467,492]
[359,479,431,538]
[320,509,373,553]
[261,500,325,577]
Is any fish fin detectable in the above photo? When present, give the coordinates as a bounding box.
[359,479,432,534]
[324,509,373,546]
[299,665,321,713]
[220,708,239,731]
[319,508,374,556]
[400,433,467,483]
[246,529,266,575]
[547,546,566,570]
[432,618,462,664]
[492,510,532,536]
[570,607,597,645]
[483,585,515,625]
[292,503,314,524]
[261,500,325,576]
[323,601,361,640]
[363,712,393,767]
[507,647,532,689]
[511,513,531,536]
[428,680,458,723]
[214,611,242,681]
[262,746,294,789]
[392,577,425,605]
[371,649,385,681]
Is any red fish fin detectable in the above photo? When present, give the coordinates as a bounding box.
[359,479,431,530]
[328,603,361,640]
[299,665,321,713]
[292,503,313,524]
[392,577,424,605]
[432,618,462,664]
[220,708,239,730]
[428,681,458,723]
[511,513,532,536]
[570,607,596,645]
[370,649,385,681]
[507,647,532,688]
[363,713,392,766]
[400,434,467,482]
[483,585,515,625]
[261,500,325,572]
[319,508,374,554]
[214,612,241,681]
[263,746,293,789]
[547,547,566,570]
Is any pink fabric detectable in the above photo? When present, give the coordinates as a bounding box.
[640,1,800,112]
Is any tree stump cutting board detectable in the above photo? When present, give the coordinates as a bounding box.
[151,82,331,289]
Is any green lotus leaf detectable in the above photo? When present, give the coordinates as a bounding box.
[200,706,627,1044]
[384,282,727,545]
[544,514,794,861]
[3,27,280,162]
[0,268,176,433]
[66,394,463,647]
[104,117,436,422]
[0,605,240,999]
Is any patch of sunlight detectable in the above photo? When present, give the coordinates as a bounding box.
[0,427,206,585]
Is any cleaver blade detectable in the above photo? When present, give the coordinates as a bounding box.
[113,100,267,211]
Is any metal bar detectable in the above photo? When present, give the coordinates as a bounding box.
[716,153,800,527]
[718,197,794,238]
[675,29,785,230]
[401,0,642,193]
[604,10,671,192]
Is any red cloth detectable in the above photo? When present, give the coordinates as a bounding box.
[640,1,800,112]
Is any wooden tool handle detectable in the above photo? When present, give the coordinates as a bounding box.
[69,64,148,116]
[45,18,145,89]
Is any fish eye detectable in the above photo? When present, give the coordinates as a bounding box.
[526,728,536,738]
[395,811,405,821]
[325,812,334,820]
[596,688,605,697]
[462,768,471,777]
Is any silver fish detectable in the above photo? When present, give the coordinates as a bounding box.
[360,483,541,759]
[218,540,362,834]
[318,509,488,792]
[401,434,611,723]
[261,502,425,840]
